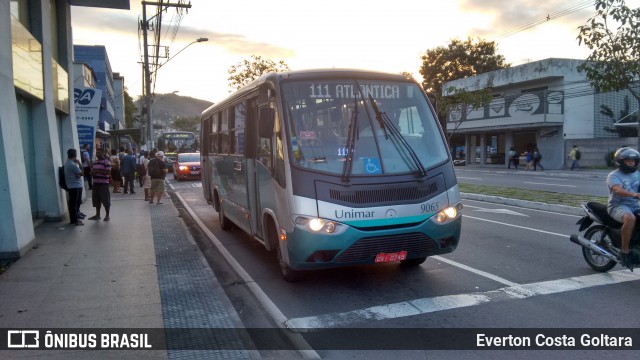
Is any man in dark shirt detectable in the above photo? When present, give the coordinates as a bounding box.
[121,149,137,194]
[148,151,168,205]
[64,148,84,226]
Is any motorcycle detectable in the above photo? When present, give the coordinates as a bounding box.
[569,202,640,272]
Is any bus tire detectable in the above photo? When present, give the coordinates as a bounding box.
[213,190,220,211]
[218,198,232,231]
[268,221,301,282]
[400,256,427,267]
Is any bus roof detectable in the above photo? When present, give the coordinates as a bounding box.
[201,69,417,117]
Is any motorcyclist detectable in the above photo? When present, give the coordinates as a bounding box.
[606,147,640,268]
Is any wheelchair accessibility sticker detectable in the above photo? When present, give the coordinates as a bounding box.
[363,157,382,174]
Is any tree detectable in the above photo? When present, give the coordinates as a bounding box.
[123,89,138,129]
[227,55,290,91]
[171,116,200,133]
[419,38,510,133]
[577,0,640,147]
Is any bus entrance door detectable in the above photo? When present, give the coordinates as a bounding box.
[245,98,264,242]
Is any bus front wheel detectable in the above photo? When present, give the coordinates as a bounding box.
[268,221,301,282]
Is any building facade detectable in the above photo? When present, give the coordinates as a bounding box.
[0,0,129,259]
[444,58,639,169]
[73,45,120,131]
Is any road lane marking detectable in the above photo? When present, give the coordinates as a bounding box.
[432,256,518,287]
[524,181,577,187]
[466,205,529,216]
[462,199,581,218]
[463,215,569,238]
[284,270,640,329]
[457,177,482,180]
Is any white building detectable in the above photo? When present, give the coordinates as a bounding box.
[0,0,130,259]
[444,58,639,169]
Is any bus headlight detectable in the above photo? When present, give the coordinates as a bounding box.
[435,206,459,223]
[309,218,325,231]
[294,216,339,233]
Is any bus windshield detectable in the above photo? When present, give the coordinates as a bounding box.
[281,79,449,176]
[158,132,197,155]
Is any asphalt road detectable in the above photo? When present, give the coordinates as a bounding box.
[168,178,640,359]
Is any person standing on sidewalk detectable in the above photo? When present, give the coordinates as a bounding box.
[508,147,518,169]
[88,149,112,221]
[64,148,84,226]
[121,149,137,194]
[137,151,147,188]
[81,143,93,190]
[143,151,154,201]
[109,149,122,193]
[569,145,581,170]
[533,148,544,171]
[148,151,168,205]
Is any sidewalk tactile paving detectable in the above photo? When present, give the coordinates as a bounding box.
[150,203,251,359]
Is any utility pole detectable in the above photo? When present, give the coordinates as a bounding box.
[141,1,192,150]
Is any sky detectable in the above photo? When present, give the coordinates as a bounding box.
[69,0,632,105]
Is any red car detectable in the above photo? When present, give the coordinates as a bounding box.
[172,152,201,181]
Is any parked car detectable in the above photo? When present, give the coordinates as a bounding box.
[453,159,466,166]
[172,152,201,181]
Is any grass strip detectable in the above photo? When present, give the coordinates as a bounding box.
[458,183,608,208]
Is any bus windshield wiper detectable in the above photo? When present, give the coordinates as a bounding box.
[341,96,359,183]
[368,95,427,177]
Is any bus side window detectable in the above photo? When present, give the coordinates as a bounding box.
[202,117,210,156]
[220,110,229,154]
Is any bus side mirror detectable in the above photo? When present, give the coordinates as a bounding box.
[259,108,275,138]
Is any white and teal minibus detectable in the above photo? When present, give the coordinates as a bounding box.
[201,69,462,281]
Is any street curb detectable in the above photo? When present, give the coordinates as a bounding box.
[174,192,321,360]
[461,192,585,216]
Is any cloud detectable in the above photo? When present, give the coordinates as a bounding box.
[71,8,294,59]
[458,0,594,39]
[173,26,295,58]
[71,8,137,36]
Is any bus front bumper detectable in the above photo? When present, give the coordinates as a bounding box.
[284,217,461,270]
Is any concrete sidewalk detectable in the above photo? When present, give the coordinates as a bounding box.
[0,189,254,359]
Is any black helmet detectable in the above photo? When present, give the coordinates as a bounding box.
[614,147,640,173]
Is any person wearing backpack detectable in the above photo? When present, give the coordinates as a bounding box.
[148,151,168,205]
[569,145,581,170]
[533,148,544,171]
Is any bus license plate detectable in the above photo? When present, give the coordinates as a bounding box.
[375,251,407,263]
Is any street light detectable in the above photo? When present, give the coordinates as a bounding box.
[152,37,208,75]
[143,37,208,150]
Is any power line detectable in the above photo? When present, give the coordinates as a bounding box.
[493,0,594,40]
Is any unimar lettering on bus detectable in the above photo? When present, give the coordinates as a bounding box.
[334,209,375,219]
